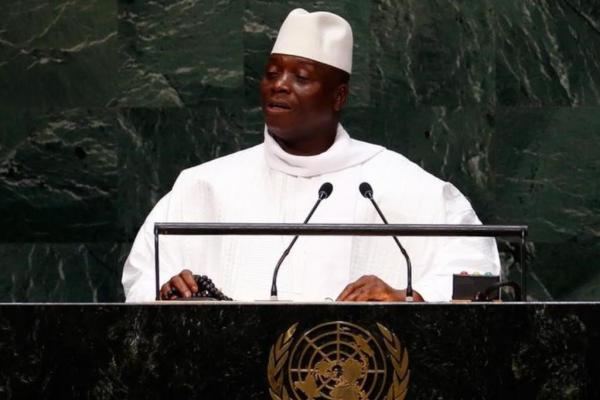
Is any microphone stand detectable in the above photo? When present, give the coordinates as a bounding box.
[270,183,332,300]
[361,184,414,302]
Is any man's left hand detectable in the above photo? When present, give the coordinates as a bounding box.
[336,275,424,302]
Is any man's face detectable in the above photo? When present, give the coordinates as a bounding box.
[260,54,347,146]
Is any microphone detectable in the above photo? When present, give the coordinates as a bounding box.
[359,182,414,302]
[270,182,333,300]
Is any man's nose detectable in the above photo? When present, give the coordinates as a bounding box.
[272,72,291,93]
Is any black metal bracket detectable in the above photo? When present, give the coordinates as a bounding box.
[153,223,528,301]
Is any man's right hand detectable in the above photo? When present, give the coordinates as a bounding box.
[160,269,198,300]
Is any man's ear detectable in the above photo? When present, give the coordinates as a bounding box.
[333,84,349,112]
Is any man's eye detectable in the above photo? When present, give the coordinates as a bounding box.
[265,71,279,79]
[296,75,309,82]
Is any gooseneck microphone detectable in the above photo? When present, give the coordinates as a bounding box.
[359,182,414,301]
[270,182,334,300]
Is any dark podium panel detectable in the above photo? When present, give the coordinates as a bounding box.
[0,303,599,399]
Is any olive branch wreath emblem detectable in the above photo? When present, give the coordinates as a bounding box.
[376,323,410,400]
[268,322,298,400]
[267,322,409,400]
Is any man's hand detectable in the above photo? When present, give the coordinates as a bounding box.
[336,275,424,302]
[160,269,198,300]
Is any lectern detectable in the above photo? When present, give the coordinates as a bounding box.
[4,224,597,398]
[0,303,598,398]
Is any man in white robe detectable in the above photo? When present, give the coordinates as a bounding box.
[122,9,500,303]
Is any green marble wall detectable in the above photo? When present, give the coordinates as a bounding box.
[0,0,599,302]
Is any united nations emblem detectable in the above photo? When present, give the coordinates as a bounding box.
[267,321,409,400]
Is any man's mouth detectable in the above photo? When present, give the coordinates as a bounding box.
[267,101,292,111]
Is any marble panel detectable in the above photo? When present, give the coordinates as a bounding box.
[496,0,600,106]
[569,269,600,299]
[0,105,252,244]
[492,107,600,299]
[0,108,120,242]
[0,0,119,108]
[113,0,244,107]
[370,0,496,108]
[0,242,128,302]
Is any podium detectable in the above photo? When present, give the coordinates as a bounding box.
[1,302,599,399]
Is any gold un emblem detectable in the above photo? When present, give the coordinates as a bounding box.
[267,321,409,400]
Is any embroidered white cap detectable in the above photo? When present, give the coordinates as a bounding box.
[271,8,353,74]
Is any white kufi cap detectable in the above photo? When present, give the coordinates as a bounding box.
[271,9,353,74]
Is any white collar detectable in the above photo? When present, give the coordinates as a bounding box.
[263,124,384,177]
